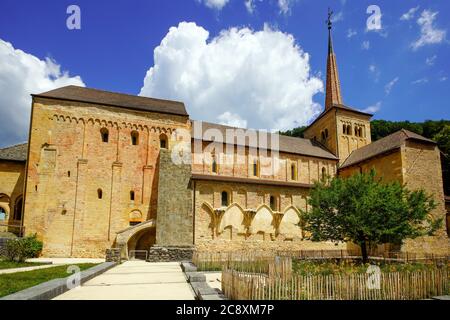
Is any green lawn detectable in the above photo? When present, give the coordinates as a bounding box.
[0,263,98,298]
[0,260,48,270]
[292,259,444,276]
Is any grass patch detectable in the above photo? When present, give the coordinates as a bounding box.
[0,260,48,270]
[0,263,98,298]
[292,259,445,276]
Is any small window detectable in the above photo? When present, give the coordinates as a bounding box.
[212,158,218,173]
[221,191,229,207]
[253,160,259,177]
[97,189,103,199]
[131,131,139,145]
[321,131,326,141]
[67,171,71,177]
[321,167,327,180]
[160,133,168,149]
[100,128,109,143]
[130,191,135,201]
[291,164,297,181]
[0,207,6,221]
[270,195,277,211]
[325,129,329,138]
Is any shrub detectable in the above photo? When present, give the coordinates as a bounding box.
[3,234,43,262]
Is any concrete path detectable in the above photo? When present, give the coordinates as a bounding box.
[54,261,195,300]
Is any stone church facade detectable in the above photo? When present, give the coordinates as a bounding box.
[0,24,448,259]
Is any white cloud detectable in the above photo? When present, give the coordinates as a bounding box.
[244,0,255,14]
[198,0,230,10]
[411,10,446,50]
[361,40,370,50]
[400,6,420,21]
[140,22,323,132]
[217,111,248,128]
[385,77,399,95]
[425,55,437,66]
[361,101,381,114]
[347,29,357,39]
[412,78,429,85]
[278,0,297,15]
[331,11,344,23]
[0,39,84,147]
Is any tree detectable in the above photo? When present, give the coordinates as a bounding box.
[301,170,441,263]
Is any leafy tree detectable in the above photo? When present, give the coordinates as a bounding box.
[301,171,441,263]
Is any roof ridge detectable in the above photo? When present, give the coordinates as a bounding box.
[38,85,185,105]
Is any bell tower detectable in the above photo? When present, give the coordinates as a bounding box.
[303,9,373,163]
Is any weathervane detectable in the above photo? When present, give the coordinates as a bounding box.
[326,7,333,30]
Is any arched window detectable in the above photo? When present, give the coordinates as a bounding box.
[97,189,103,200]
[100,128,109,143]
[221,191,229,207]
[131,131,139,145]
[0,207,6,221]
[253,159,259,177]
[67,171,71,178]
[321,167,327,180]
[270,195,278,211]
[291,163,297,181]
[13,197,23,221]
[325,129,329,138]
[159,133,168,149]
[342,124,346,134]
[130,191,135,201]
[321,131,326,141]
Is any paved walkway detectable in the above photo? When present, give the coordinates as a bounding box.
[54,261,195,300]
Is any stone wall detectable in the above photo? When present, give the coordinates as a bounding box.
[156,149,193,246]
[147,245,194,262]
[193,179,346,253]
[23,97,190,257]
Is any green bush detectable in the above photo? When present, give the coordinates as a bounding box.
[3,234,43,262]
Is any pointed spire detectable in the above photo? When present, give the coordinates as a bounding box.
[325,8,343,110]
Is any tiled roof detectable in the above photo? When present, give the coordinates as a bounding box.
[0,143,28,162]
[191,120,338,160]
[33,86,189,117]
[340,129,436,169]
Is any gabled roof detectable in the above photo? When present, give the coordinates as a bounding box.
[340,129,436,169]
[32,85,189,117]
[191,120,338,160]
[0,143,28,162]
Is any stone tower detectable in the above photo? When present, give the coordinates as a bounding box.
[304,9,373,163]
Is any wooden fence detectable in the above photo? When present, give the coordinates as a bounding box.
[222,268,449,300]
[193,250,449,271]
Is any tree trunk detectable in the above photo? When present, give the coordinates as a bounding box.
[360,240,368,263]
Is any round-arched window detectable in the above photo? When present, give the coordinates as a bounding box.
[0,207,6,221]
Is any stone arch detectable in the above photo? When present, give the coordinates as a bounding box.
[218,203,245,234]
[115,219,156,259]
[250,204,275,234]
[129,209,143,225]
[0,194,11,219]
[279,206,302,238]
[200,202,216,238]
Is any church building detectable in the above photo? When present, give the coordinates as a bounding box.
[0,21,448,259]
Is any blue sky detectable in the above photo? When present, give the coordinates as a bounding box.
[0,0,449,146]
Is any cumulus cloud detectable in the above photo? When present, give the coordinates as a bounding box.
[140,22,323,131]
[400,6,420,21]
[0,39,84,147]
[384,77,399,95]
[411,10,446,50]
[361,101,381,114]
[217,111,248,128]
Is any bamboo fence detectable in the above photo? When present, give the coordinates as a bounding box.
[222,267,449,300]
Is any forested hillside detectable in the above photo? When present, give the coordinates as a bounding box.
[280,120,450,195]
